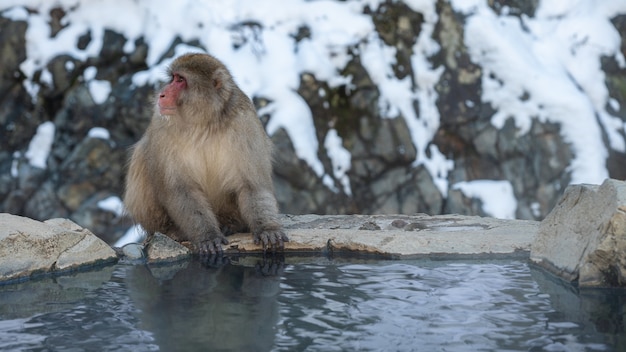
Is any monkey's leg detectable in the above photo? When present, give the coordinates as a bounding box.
[162,186,228,255]
[237,187,289,251]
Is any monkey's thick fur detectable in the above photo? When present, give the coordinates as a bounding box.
[124,53,288,254]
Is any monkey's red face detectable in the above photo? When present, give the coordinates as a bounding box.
[158,73,187,115]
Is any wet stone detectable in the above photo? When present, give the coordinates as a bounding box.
[404,222,427,231]
[359,221,381,231]
[121,243,145,260]
[145,232,191,264]
[391,219,407,228]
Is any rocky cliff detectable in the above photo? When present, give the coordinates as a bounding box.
[1,1,625,243]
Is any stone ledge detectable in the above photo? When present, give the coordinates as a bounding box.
[222,214,538,259]
[5,180,626,288]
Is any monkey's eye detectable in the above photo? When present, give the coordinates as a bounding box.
[172,74,186,83]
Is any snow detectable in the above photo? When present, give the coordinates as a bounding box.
[24,121,55,169]
[451,0,626,185]
[87,127,110,140]
[357,7,451,195]
[114,224,145,247]
[87,80,111,104]
[1,5,28,20]
[97,196,124,217]
[11,152,21,177]
[452,180,517,219]
[324,129,352,195]
[2,0,625,219]
[84,66,111,104]
[530,202,541,218]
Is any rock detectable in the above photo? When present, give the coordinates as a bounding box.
[0,212,538,283]
[1,3,625,246]
[444,188,488,217]
[145,232,191,264]
[223,214,538,259]
[120,243,145,260]
[0,213,117,283]
[530,179,626,287]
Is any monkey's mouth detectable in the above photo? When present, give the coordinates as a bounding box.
[159,107,177,116]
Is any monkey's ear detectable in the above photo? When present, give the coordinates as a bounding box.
[213,77,222,90]
[212,68,229,90]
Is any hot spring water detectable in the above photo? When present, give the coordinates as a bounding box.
[0,258,624,351]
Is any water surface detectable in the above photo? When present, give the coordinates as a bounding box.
[0,258,624,351]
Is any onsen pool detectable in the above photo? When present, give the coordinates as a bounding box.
[0,258,624,351]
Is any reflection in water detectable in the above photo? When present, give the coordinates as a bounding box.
[126,259,282,351]
[0,266,156,351]
[0,259,624,351]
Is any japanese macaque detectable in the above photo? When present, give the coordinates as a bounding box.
[124,53,288,255]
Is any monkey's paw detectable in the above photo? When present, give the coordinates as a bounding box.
[197,236,229,256]
[253,230,289,252]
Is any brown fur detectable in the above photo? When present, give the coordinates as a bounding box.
[124,53,287,254]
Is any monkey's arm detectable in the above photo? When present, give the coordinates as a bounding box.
[161,180,229,255]
[237,186,289,251]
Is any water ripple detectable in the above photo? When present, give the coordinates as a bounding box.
[275,260,615,352]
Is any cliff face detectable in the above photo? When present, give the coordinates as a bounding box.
[1,1,625,243]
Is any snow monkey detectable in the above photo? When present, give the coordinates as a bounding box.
[124,53,288,255]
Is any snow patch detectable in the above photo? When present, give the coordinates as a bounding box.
[452,180,517,219]
[11,152,21,177]
[114,225,145,247]
[83,66,111,104]
[324,129,352,195]
[1,5,28,20]
[87,127,110,140]
[88,80,111,104]
[97,196,125,217]
[25,121,55,169]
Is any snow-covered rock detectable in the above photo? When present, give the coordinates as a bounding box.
[0,1,625,244]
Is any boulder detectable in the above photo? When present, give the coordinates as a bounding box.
[0,213,117,283]
[145,232,191,264]
[530,179,626,287]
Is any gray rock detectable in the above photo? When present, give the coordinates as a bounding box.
[23,180,69,221]
[225,213,538,259]
[114,213,537,261]
[121,243,145,260]
[530,179,626,287]
[0,213,117,283]
[444,188,487,217]
[145,232,191,264]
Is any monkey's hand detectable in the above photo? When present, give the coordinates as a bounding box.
[198,235,229,256]
[253,230,289,252]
